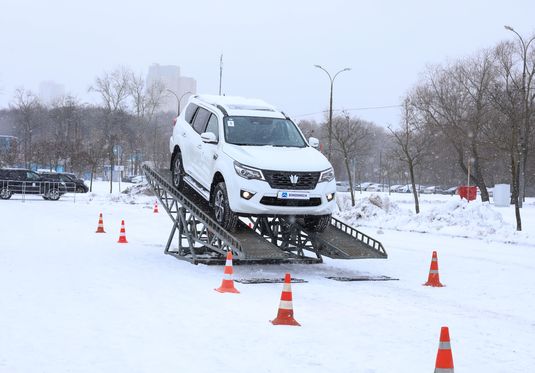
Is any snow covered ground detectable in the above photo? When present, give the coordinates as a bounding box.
[1,182,534,372]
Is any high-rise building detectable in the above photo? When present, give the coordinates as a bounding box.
[146,64,197,114]
[38,81,65,105]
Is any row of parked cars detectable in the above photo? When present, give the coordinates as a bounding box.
[0,168,88,200]
[336,181,460,195]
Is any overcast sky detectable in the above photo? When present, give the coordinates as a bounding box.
[1,0,534,127]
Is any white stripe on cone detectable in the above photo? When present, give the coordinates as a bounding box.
[278,300,293,310]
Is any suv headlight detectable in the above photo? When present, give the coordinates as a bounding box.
[318,168,335,183]
[234,161,264,180]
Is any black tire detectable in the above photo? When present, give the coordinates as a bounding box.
[212,182,238,232]
[304,214,331,232]
[47,188,61,201]
[171,150,185,190]
[0,187,12,200]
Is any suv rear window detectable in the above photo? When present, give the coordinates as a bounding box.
[185,104,199,124]
[192,108,211,134]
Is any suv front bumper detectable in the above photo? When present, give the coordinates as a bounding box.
[227,177,337,216]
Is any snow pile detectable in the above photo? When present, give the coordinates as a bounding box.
[335,193,530,243]
[337,193,399,221]
[122,183,154,197]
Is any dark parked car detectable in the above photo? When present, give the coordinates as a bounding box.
[0,168,69,200]
[39,172,88,193]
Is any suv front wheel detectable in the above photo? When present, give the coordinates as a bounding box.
[303,214,331,232]
[213,182,238,232]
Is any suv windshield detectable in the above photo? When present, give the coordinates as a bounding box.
[224,116,306,147]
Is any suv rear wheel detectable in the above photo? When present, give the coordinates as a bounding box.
[171,150,185,190]
[213,182,238,232]
[0,187,12,200]
[304,214,331,232]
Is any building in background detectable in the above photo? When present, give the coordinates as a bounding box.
[146,64,197,113]
[38,81,65,105]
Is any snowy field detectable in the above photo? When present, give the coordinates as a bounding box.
[1,182,534,372]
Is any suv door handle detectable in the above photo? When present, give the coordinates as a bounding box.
[182,132,186,137]
[196,144,202,149]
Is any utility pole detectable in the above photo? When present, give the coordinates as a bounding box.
[219,54,223,96]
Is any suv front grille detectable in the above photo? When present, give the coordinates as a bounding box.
[262,170,320,190]
[260,197,322,207]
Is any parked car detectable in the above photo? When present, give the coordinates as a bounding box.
[0,168,68,200]
[169,94,336,232]
[443,186,459,195]
[336,181,351,192]
[422,185,443,194]
[39,172,88,193]
[366,183,388,192]
[389,184,402,192]
[355,182,373,191]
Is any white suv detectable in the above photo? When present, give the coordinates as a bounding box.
[169,95,336,232]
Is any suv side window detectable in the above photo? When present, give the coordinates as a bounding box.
[26,171,41,181]
[192,108,211,134]
[205,114,219,140]
[185,104,199,124]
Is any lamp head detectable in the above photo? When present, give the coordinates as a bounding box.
[504,25,514,32]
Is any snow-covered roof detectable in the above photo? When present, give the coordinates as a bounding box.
[195,94,286,118]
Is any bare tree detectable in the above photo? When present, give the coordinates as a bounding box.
[413,54,493,203]
[10,89,41,167]
[503,28,535,207]
[489,41,529,230]
[331,113,372,206]
[89,67,131,193]
[389,98,432,213]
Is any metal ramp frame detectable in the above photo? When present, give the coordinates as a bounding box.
[142,165,387,265]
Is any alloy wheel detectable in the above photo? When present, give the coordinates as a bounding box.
[214,189,225,223]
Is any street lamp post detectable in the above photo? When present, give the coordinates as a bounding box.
[166,89,180,116]
[504,25,535,208]
[314,65,351,161]
[178,91,193,115]
[166,89,193,116]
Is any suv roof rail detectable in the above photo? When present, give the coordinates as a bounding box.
[216,105,229,116]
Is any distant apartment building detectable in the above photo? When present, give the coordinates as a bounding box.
[38,81,65,105]
[146,64,197,113]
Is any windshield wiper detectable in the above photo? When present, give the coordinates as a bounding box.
[232,143,262,146]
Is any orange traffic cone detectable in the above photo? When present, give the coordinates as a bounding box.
[424,251,444,287]
[270,273,301,326]
[95,213,106,233]
[434,326,454,372]
[153,200,159,213]
[215,251,239,293]
[117,220,128,243]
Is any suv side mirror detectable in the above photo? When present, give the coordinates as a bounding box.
[308,137,319,148]
[201,132,218,144]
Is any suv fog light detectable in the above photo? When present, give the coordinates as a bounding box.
[240,190,256,200]
[326,192,335,202]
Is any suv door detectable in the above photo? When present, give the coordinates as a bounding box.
[24,171,43,194]
[196,113,220,188]
[186,107,211,182]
